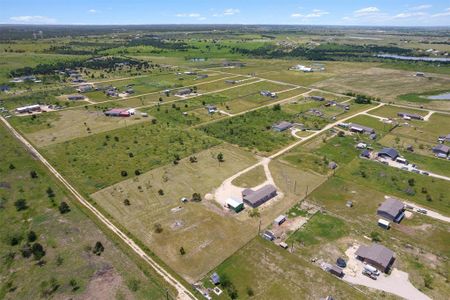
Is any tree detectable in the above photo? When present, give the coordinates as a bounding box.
[46,187,55,198]
[408,178,415,187]
[217,152,224,162]
[248,208,260,218]
[30,170,38,178]
[273,104,281,111]
[424,274,433,289]
[32,243,46,260]
[14,199,28,211]
[179,247,186,255]
[192,193,202,202]
[123,199,131,206]
[337,131,345,137]
[21,243,32,258]
[93,241,104,255]
[246,287,254,297]
[9,163,15,170]
[58,202,71,214]
[121,170,128,177]
[27,230,37,242]
[158,189,164,196]
[69,279,80,291]
[189,156,197,163]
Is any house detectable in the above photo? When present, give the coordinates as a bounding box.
[196,74,208,80]
[184,71,197,75]
[242,184,277,208]
[210,273,220,285]
[432,144,449,156]
[0,85,10,92]
[104,108,131,117]
[176,88,193,96]
[291,65,313,72]
[328,162,337,170]
[274,215,286,226]
[337,103,350,110]
[360,149,371,159]
[76,84,94,93]
[356,142,367,149]
[415,72,425,77]
[15,104,41,114]
[397,112,423,120]
[67,94,85,101]
[327,265,344,278]
[222,61,245,68]
[225,80,236,84]
[378,219,390,230]
[377,197,405,223]
[369,133,377,140]
[311,96,325,101]
[377,148,399,160]
[272,121,292,132]
[205,105,218,114]
[348,123,375,134]
[346,201,353,208]
[226,198,244,213]
[106,88,119,97]
[355,244,395,273]
[263,230,275,241]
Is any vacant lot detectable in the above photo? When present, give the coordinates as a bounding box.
[42,122,219,193]
[0,123,169,300]
[210,237,367,300]
[91,144,260,282]
[313,67,450,102]
[11,109,152,147]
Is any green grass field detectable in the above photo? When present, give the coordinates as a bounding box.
[0,122,170,299]
[231,165,266,188]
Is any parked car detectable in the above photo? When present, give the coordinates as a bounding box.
[412,169,421,174]
[421,171,429,176]
[336,258,347,268]
[417,209,428,215]
[362,270,377,280]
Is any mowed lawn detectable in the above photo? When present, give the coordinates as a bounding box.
[211,237,367,300]
[11,109,152,147]
[0,123,169,300]
[91,144,260,282]
[41,122,220,193]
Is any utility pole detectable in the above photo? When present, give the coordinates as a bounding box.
[305,185,309,198]
[258,218,261,234]
[294,180,297,194]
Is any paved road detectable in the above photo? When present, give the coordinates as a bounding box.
[0,116,197,300]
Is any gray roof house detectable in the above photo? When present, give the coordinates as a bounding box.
[242,184,277,208]
[348,123,375,134]
[377,148,399,160]
[272,121,293,132]
[377,197,405,223]
[355,244,395,273]
[210,272,220,285]
[397,112,423,120]
[175,88,193,96]
[432,144,449,156]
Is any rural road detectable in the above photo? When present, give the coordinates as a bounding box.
[403,201,450,223]
[0,116,197,300]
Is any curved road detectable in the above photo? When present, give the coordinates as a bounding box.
[0,116,197,300]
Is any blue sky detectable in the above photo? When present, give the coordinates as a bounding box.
[1,0,449,26]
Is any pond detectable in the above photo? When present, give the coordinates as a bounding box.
[427,92,450,100]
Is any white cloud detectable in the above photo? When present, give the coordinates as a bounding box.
[394,12,426,19]
[291,9,329,18]
[88,9,97,14]
[223,8,240,15]
[175,13,201,18]
[410,4,432,11]
[432,8,450,18]
[9,15,56,24]
[354,7,380,16]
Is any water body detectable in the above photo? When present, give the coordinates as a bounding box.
[427,92,450,100]
[377,54,450,62]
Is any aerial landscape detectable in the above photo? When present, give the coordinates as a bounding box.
[0,1,449,299]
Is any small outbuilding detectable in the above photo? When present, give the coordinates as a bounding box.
[432,144,449,156]
[378,219,390,229]
[210,272,220,285]
[263,230,275,241]
[328,162,337,170]
[226,198,244,213]
[327,265,344,278]
[274,215,286,226]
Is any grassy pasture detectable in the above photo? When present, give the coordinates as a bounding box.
[10,109,152,147]
[368,105,427,119]
[211,237,367,300]
[91,144,260,282]
[313,67,450,102]
[42,122,219,194]
[0,123,169,300]
[231,165,266,188]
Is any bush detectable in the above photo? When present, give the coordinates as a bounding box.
[121,170,128,177]
[127,279,140,292]
[192,193,202,202]
[30,170,38,178]
[93,241,104,255]
[27,230,37,242]
[158,189,164,196]
[123,199,131,206]
[154,223,163,233]
[179,247,186,255]
[58,202,71,214]
[32,243,46,260]
[14,199,28,211]
[370,231,382,242]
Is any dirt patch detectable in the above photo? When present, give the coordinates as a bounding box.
[72,265,133,300]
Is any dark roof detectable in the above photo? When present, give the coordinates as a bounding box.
[433,144,450,153]
[361,149,370,157]
[377,197,404,217]
[244,184,276,205]
[272,121,292,131]
[349,123,374,133]
[355,244,394,269]
[378,148,399,159]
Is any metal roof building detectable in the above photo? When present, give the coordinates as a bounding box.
[377,148,399,160]
[272,121,293,132]
[377,197,405,223]
[355,244,395,273]
[242,184,277,208]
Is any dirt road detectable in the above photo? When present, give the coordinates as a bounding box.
[0,116,197,300]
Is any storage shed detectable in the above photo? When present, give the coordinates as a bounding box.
[226,198,244,213]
